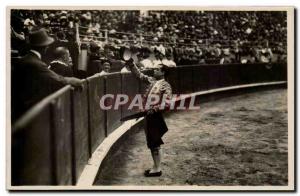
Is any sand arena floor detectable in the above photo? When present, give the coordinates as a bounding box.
[95,88,288,186]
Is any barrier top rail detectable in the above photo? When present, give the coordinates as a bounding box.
[12,85,72,134]
[11,71,129,134]
[12,62,285,135]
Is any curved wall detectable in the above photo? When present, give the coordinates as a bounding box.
[11,63,287,185]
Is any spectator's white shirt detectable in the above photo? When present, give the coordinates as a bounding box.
[152,59,163,68]
[258,48,273,63]
[157,44,166,55]
[162,59,177,67]
[121,67,131,73]
[99,71,108,76]
[30,50,41,59]
[141,59,155,69]
[220,58,225,64]
[24,18,35,26]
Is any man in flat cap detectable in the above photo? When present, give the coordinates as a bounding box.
[12,28,82,121]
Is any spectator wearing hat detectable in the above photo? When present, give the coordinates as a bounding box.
[12,28,82,121]
[138,47,153,70]
[121,64,131,73]
[207,43,222,64]
[152,47,166,68]
[99,61,111,76]
[259,41,274,63]
[48,46,73,77]
[163,51,177,67]
[23,17,36,32]
[120,53,131,73]
[220,48,233,64]
[87,41,101,76]
[46,31,69,64]
[233,41,242,63]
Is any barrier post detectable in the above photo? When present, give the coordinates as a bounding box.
[70,81,90,183]
[87,75,106,153]
[105,73,122,135]
[50,90,73,185]
[86,81,92,156]
[70,90,76,185]
[49,102,58,185]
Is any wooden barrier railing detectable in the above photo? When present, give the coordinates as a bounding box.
[11,63,287,185]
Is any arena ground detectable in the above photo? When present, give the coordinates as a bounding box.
[94,88,288,186]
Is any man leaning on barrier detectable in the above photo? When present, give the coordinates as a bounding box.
[12,28,83,121]
[125,53,172,177]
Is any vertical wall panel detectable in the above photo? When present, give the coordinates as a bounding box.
[87,76,106,153]
[51,90,72,185]
[71,81,89,182]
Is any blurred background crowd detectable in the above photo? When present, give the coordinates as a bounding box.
[11,10,287,77]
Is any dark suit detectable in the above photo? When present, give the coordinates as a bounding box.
[86,54,101,76]
[11,51,68,121]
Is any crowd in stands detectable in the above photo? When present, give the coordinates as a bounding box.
[11,10,287,72]
[11,9,288,120]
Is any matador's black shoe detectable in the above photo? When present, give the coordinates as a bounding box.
[144,169,162,177]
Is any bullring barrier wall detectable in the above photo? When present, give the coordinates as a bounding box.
[11,63,287,185]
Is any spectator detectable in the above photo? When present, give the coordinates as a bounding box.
[259,41,274,63]
[87,41,101,76]
[11,28,82,121]
[121,63,131,73]
[138,47,153,69]
[163,51,177,67]
[11,10,287,66]
[220,48,233,64]
[152,47,165,68]
[48,46,74,77]
[23,17,36,32]
[99,61,111,75]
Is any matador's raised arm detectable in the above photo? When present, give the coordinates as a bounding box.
[127,60,155,84]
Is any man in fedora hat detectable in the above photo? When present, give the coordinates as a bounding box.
[12,28,82,121]
[125,58,172,177]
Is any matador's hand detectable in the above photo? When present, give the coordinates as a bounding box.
[125,58,134,67]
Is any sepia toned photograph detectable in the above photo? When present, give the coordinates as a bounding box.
[7,6,294,191]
